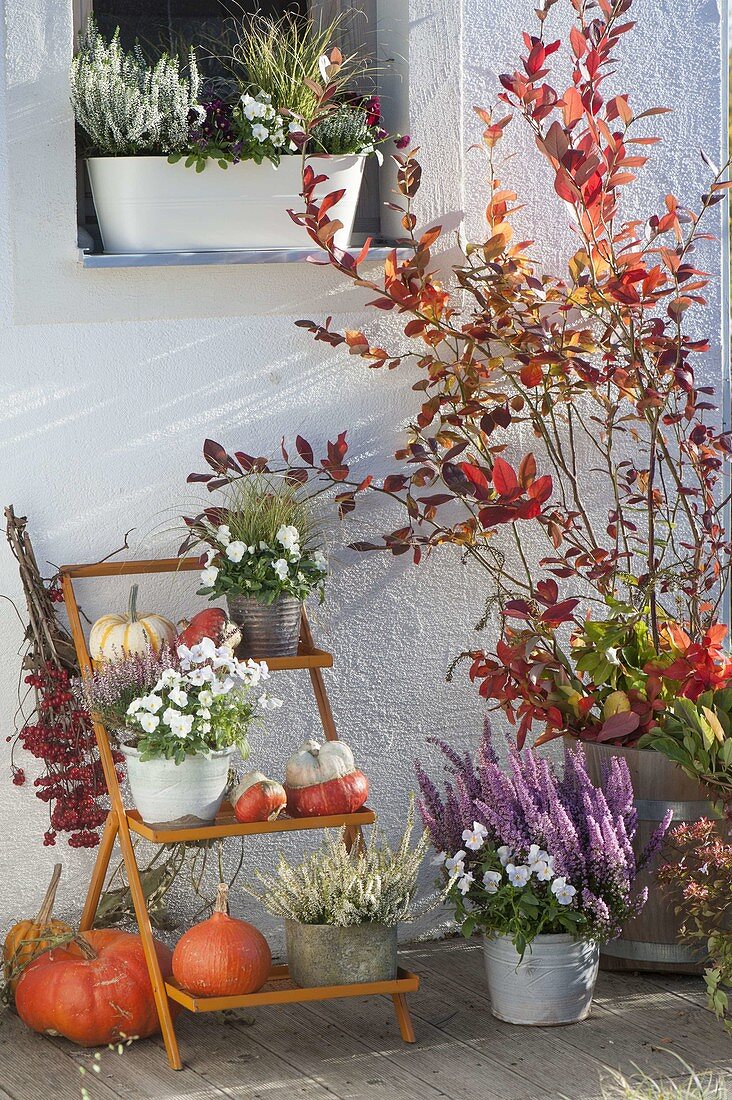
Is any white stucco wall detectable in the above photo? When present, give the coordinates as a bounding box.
[0,0,726,946]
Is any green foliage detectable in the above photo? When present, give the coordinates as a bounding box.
[309,106,376,155]
[229,10,367,123]
[70,17,201,155]
[246,802,429,926]
[639,690,732,798]
[599,1063,728,1099]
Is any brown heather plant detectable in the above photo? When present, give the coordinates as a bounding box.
[189,0,732,778]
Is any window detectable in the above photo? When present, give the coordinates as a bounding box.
[75,1,404,257]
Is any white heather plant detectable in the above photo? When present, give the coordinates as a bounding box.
[70,18,202,155]
[247,803,429,926]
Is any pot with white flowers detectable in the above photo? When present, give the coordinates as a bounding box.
[70,18,393,255]
[417,728,671,1026]
[80,638,280,826]
[185,475,327,659]
[245,801,429,988]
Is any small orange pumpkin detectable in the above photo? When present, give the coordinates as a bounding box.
[3,864,73,992]
[233,771,287,823]
[15,929,175,1046]
[90,584,176,665]
[172,883,271,997]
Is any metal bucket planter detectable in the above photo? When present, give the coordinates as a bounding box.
[482,933,599,1025]
[120,744,235,827]
[285,920,398,987]
[227,594,302,658]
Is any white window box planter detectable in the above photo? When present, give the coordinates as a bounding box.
[86,153,366,254]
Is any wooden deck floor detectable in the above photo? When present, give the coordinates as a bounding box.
[0,938,729,1100]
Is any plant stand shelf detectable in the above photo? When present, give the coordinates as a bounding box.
[60,556,418,1072]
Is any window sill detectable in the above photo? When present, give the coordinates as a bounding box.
[78,244,406,269]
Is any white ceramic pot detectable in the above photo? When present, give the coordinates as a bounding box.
[482,933,599,1026]
[87,154,366,254]
[120,744,235,826]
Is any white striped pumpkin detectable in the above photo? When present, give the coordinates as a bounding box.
[89,584,176,665]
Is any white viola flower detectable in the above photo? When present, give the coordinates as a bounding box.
[527,844,548,865]
[506,864,532,888]
[200,565,219,587]
[200,721,211,734]
[141,694,163,714]
[186,666,213,687]
[162,706,181,727]
[127,698,143,715]
[204,547,218,567]
[272,558,289,581]
[191,637,217,663]
[431,851,448,867]
[288,118,303,134]
[263,104,275,119]
[445,850,466,876]
[251,123,269,143]
[198,689,214,708]
[197,707,211,720]
[226,540,247,563]
[272,130,285,147]
[259,541,270,551]
[259,693,283,711]
[462,822,487,852]
[457,871,474,896]
[533,860,554,882]
[276,524,300,552]
[606,646,621,666]
[168,687,188,708]
[312,550,327,572]
[138,712,160,734]
[483,870,502,894]
[216,524,231,546]
[161,668,182,688]
[496,845,511,867]
[551,877,577,905]
[247,545,256,555]
[289,549,301,562]
[211,675,236,696]
[244,99,265,121]
[168,711,195,739]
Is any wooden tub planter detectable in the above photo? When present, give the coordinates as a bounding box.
[583,740,721,974]
[59,555,419,1071]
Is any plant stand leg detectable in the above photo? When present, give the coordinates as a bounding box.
[117,813,183,1071]
[79,812,118,932]
[392,992,416,1043]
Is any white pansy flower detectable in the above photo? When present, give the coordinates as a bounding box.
[251,123,269,142]
[506,864,531,888]
[431,851,447,867]
[496,845,511,867]
[272,558,289,581]
[204,548,218,567]
[272,130,285,147]
[198,689,214,708]
[243,99,266,120]
[168,712,195,739]
[276,524,300,552]
[162,706,182,727]
[200,721,211,734]
[226,541,247,563]
[127,698,143,715]
[138,712,160,733]
[259,541,270,551]
[211,675,236,696]
[533,860,554,882]
[606,646,621,666]
[160,668,182,688]
[462,825,487,852]
[217,524,231,546]
[186,666,213,687]
[168,687,188,708]
[259,693,283,711]
[140,694,163,714]
[288,118,303,134]
[248,545,256,555]
[551,877,577,905]
[200,565,219,587]
[457,871,474,895]
[289,549,301,562]
[527,844,548,865]
[263,104,275,119]
[445,850,466,876]
[312,550,327,572]
[197,707,211,720]
[483,870,502,894]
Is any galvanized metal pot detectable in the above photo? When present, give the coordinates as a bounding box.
[227,594,302,658]
[120,744,235,827]
[482,933,599,1025]
[285,920,398,987]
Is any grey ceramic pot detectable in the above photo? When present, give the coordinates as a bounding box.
[227,594,301,658]
[285,920,398,987]
[482,933,599,1025]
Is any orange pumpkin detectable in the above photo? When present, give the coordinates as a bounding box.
[177,608,241,652]
[3,864,73,992]
[15,929,174,1046]
[285,739,369,818]
[90,584,176,665]
[172,883,271,997]
[233,771,287,823]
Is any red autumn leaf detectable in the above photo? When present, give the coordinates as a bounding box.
[540,598,580,625]
[596,712,641,743]
[528,475,553,503]
[518,453,537,487]
[492,456,519,495]
[460,462,491,495]
[520,361,543,387]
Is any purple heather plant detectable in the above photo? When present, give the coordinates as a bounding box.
[415,722,670,951]
[73,645,180,733]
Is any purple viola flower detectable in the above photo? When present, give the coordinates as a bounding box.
[395,134,411,150]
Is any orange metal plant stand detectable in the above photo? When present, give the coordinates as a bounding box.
[60,557,418,1070]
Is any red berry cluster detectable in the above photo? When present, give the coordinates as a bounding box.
[14,661,107,847]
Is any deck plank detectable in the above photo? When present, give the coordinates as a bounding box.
[0,938,729,1100]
